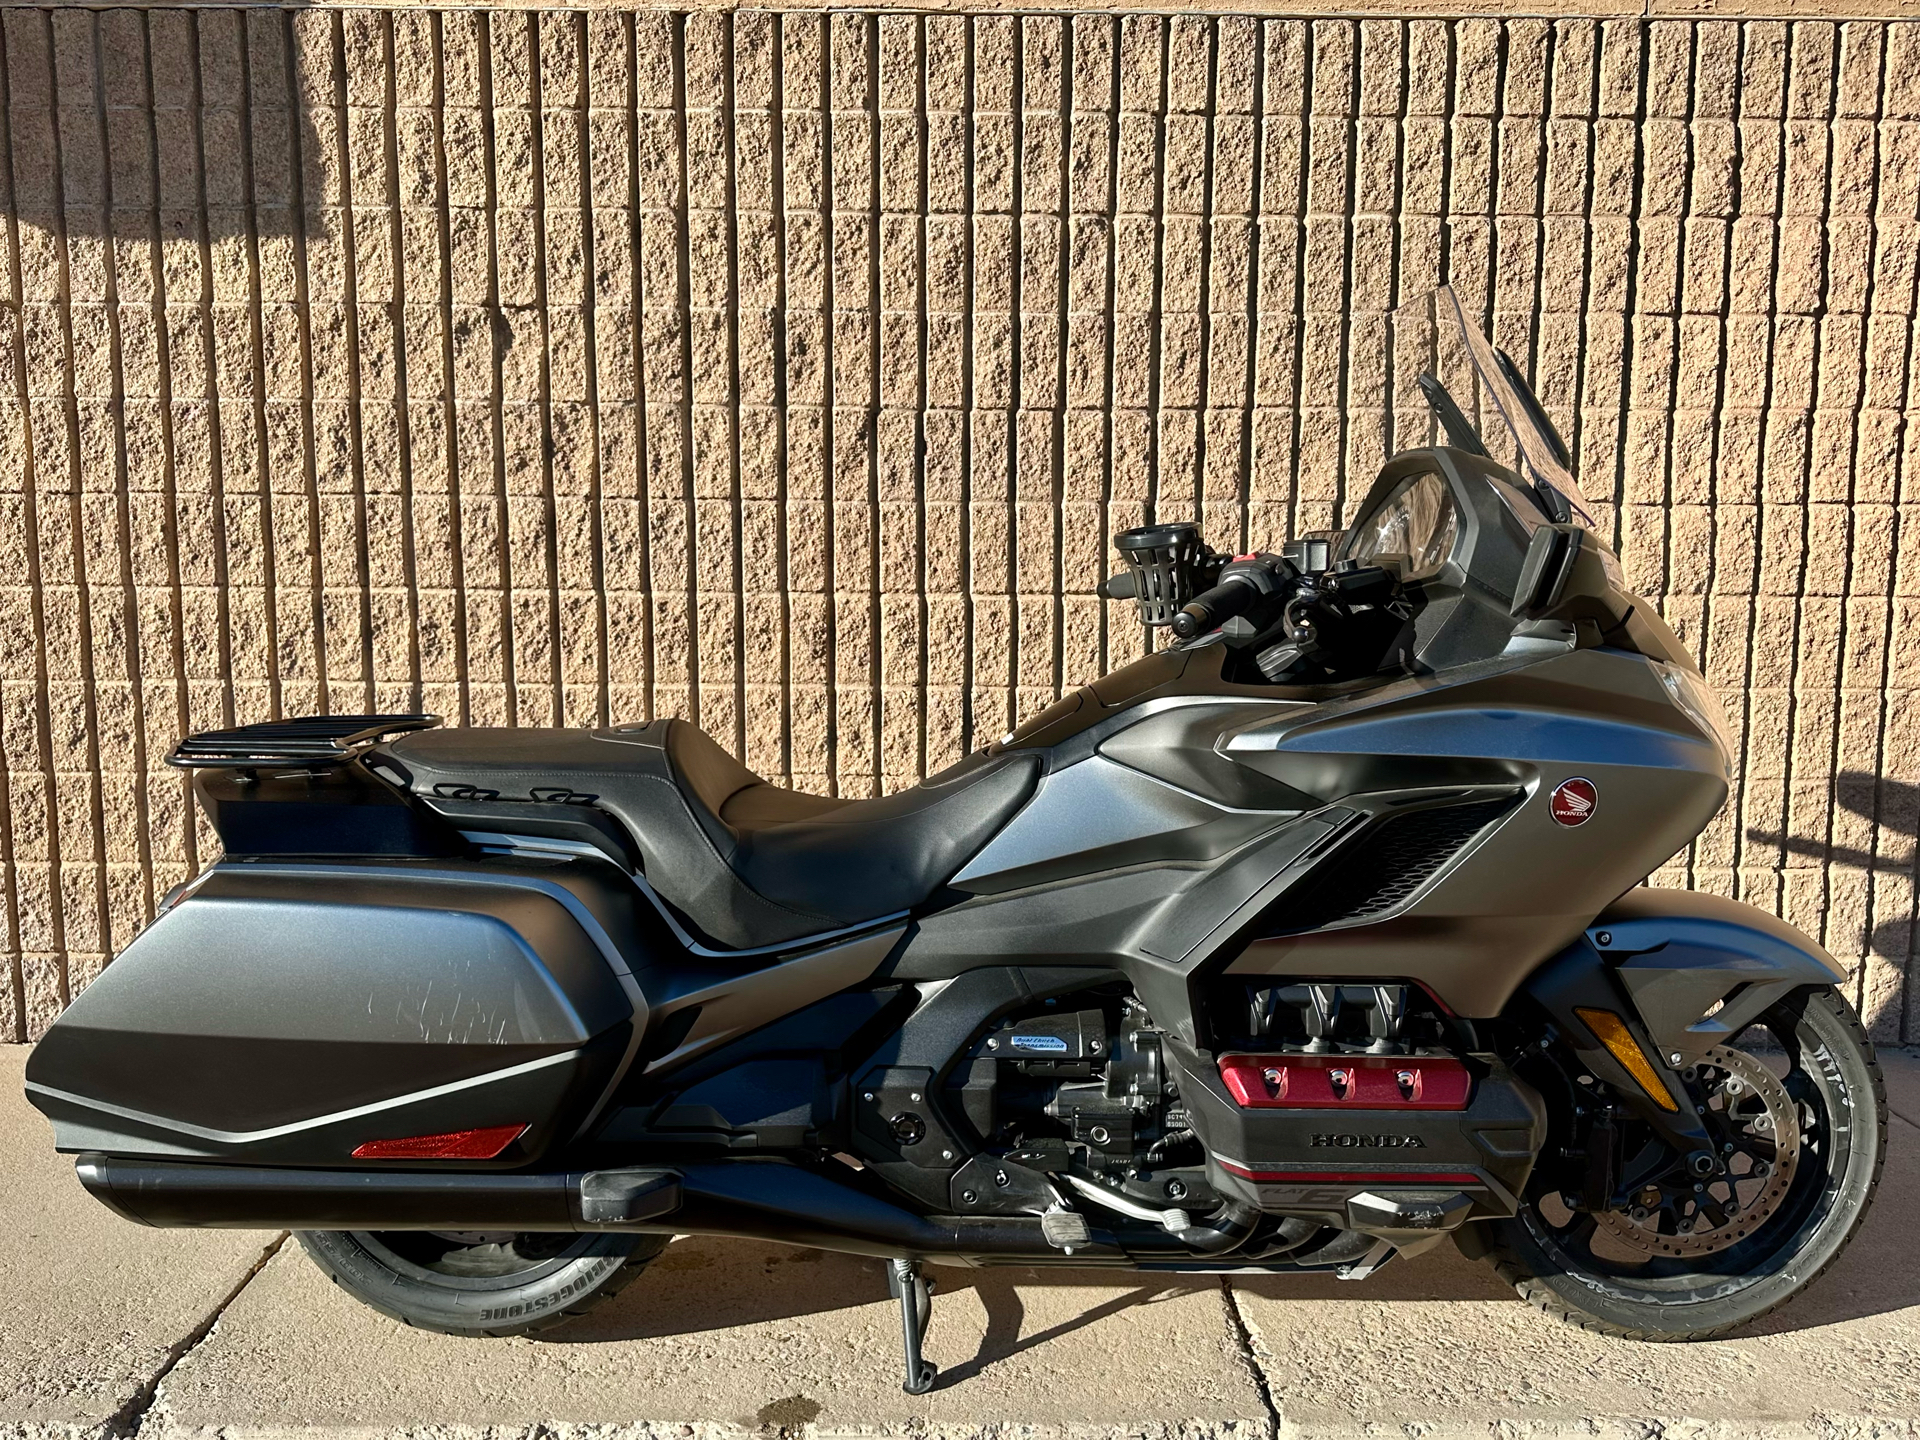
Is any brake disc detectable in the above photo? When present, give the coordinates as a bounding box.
[1595,1044,1802,1257]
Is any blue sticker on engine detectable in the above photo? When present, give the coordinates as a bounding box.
[1010,1034,1070,1053]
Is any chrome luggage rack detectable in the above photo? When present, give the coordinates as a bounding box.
[166,714,442,770]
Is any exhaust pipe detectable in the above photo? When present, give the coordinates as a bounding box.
[80,1155,609,1231]
[76,1154,1142,1264]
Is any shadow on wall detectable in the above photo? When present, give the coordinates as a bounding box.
[1747,771,1916,964]
[3,7,322,243]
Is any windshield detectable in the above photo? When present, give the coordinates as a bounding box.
[1390,287,1598,529]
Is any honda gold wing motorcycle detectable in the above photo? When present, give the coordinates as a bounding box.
[26,288,1883,1392]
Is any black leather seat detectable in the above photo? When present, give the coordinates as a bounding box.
[376,720,1041,951]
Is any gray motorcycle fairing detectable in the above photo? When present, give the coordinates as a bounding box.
[890,640,1728,1025]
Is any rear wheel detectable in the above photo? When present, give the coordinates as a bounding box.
[1489,985,1884,1340]
[296,1229,668,1337]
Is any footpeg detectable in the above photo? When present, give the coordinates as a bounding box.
[1344,1189,1471,1261]
[1345,1190,1472,1233]
[888,1257,938,1395]
[577,1168,681,1225]
[1041,1210,1092,1252]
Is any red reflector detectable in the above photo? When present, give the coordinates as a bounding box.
[352,1123,528,1161]
[1217,1054,1472,1110]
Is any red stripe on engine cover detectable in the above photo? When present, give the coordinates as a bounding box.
[1218,1053,1472,1109]
[1217,1160,1484,1185]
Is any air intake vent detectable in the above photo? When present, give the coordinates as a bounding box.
[1260,795,1518,934]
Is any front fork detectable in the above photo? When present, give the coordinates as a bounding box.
[1525,942,1723,1175]
[1519,944,1743,1221]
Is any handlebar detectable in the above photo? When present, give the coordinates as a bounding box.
[1171,577,1261,640]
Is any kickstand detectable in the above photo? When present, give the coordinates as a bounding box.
[888,1257,938,1395]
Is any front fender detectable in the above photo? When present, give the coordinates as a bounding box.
[1587,887,1843,1060]
[1518,888,1842,1159]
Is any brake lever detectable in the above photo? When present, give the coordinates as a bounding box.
[1280,563,1402,653]
[1281,593,1324,653]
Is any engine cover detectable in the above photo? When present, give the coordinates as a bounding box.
[1164,1036,1546,1218]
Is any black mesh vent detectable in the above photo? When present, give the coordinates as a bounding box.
[1260,795,1519,935]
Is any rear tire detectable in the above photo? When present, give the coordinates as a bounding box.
[1488,985,1884,1340]
[296,1229,669,1337]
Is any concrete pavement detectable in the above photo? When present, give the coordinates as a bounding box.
[0,1047,277,1434]
[3,1045,1918,1438]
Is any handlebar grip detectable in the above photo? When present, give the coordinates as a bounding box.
[1170,577,1257,640]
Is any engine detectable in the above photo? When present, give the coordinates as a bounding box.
[846,979,1546,1260]
[1241,980,1452,1053]
[939,995,1217,1216]
[1165,979,1548,1224]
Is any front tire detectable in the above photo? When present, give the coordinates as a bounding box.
[297,1229,668,1337]
[1489,985,1884,1340]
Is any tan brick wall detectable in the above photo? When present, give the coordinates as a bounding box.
[0,7,1916,1041]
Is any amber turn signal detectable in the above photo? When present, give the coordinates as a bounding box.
[1573,1007,1679,1112]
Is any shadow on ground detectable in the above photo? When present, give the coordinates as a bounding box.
[546,1228,1518,1351]
[547,1240,1225,1345]
[551,1096,1920,1350]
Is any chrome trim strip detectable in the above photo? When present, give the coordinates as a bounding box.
[27,1049,579,1147]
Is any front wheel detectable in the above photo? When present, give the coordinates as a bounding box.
[297,1229,668,1337]
[1489,985,1884,1340]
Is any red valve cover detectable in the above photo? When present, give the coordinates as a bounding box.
[1217,1053,1473,1110]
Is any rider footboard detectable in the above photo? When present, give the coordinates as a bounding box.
[24,860,645,1168]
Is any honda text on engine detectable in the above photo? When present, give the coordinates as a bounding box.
[26,288,1884,1391]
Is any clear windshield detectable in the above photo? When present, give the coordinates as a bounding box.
[1389,287,1598,529]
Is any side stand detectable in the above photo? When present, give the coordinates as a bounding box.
[888,1257,938,1395]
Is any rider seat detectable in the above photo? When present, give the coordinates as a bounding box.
[376,720,1041,950]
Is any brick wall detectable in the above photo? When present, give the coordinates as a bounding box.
[0,6,1916,1041]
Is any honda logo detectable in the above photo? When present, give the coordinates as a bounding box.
[1550,777,1598,827]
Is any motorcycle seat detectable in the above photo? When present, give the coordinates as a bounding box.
[376,720,1042,951]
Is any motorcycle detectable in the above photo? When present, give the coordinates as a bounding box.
[25,288,1883,1392]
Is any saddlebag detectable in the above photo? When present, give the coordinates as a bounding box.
[24,860,644,1168]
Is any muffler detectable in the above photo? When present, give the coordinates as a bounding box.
[77,1154,681,1232]
[74,1154,1137,1263]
